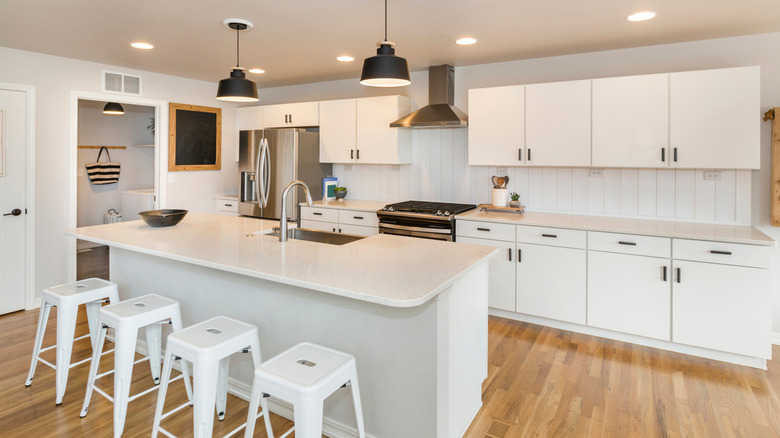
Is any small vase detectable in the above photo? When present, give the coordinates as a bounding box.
[509,200,520,208]
[335,190,347,199]
[491,188,508,207]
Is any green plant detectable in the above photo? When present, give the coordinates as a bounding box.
[510,192,519,201]
[334,186,347,192]
[147,116,155,136]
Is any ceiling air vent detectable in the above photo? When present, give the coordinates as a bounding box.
[102,70,142,95]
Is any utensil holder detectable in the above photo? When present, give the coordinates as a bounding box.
[491,189,508,207]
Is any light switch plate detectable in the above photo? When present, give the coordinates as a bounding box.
[589,169,604,178]
[703,171,722,181]
[496,167,508,175]
[344,165,353,172]
[391,165,400,172]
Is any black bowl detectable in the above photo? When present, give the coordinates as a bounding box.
[138,209,188,227]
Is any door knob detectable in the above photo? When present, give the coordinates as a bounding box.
[3,208,22,216]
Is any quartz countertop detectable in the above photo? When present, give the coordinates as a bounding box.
[67,213,495,308]
[214,194,239,200]
[456,209,775,246]
[307,199,389,212]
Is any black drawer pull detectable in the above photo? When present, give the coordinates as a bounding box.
[542,233,557,238]
[508,248,512,262]
[661,148,665,162]
[518,149,522,161]
[527,148,532,161]
[518,249,522,263]
[710,250,732,255]
[618,241,637,246]
[477,227,491,232]
[354,216,364,220]
[662,266,667,282]
[673,147,678,162]
[351,149,354,159]
[676,267,681,284]
[356,149,360,160]
[313,212,323,216]
[224,203,233,207]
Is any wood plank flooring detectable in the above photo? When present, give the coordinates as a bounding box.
[2,306,780,437]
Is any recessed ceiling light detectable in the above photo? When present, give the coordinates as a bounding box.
[337,56,355,62]
[131,42,154,50]
[627,11,656,22]
[456,37,477,45]
[248,68,265,74]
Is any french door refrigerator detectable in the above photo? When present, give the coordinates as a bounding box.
[238,128,332,221]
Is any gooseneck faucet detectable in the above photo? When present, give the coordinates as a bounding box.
[279,180,314,242]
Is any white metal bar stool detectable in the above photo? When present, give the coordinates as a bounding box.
[80,294,192,438]
[25,278,119,405]
[244,342,366,438]
[152,316,269,438]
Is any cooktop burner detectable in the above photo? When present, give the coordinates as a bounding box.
[380,200,477,217]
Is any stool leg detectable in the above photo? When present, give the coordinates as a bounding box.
[25,302,52,387]
[151,352,175,438]
[348,375,366,438]
[80,323,108,417]
[193,360,220,438]
[244,380,272,438]
[84,300,103,351]
[169,310,193,402]
[294,397,324,438]
[145,323,163,383]
[113,326,138,438]
[216,357,229,420]
[55,300,79,405]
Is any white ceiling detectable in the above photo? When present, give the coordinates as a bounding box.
[2,0,779,88]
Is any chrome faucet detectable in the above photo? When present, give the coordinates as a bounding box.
[279,180,314,242]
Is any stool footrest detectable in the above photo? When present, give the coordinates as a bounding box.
[279,425,295,438]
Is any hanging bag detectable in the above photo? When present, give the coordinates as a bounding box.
[85,147,120,185]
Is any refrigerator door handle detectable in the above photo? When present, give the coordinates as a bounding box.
[257,138,266,207]
[263,138,271,206]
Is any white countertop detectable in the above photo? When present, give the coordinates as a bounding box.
[457,209,775,246]
[214,194,239,200]
[68,213,495,308]
[308,199,388,212]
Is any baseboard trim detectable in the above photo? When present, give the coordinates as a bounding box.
[772,332,780,346]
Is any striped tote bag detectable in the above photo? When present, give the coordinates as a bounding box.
[85,147,120,185]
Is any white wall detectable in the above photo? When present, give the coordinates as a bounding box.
[0,46,240,302]
[77,103,155,227]
[257,32,780,332]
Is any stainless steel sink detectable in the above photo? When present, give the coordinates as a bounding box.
[267,227,365,245]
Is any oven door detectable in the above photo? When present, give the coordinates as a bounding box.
[378,223,453,242]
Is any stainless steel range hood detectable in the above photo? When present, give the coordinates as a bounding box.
[390,65,468,128]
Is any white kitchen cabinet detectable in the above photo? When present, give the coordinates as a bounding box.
[525,80,591,167]
[592,73,669,168]
[468,85,525,166]
[670,66,760,169]
[237,106,264,131]
[319,96,412,164]
[456,236,516,312]
[213,196,239,217]
[299,219,336,233]
[300,206,378,236]
[263,102,319,128]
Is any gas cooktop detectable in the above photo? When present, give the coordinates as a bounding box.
[379,200,477,217]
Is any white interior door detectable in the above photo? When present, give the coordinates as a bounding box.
[0,89,27,315]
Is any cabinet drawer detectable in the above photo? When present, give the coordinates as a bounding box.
[339,223,378,237]
[214,198,238,213]
[300,219,337,233]
[456,221,515,242]
[516,226,586,249]
[300,207,338,223]
[673,239,771,269]
[339,210,379,227]
[589,231,670,258]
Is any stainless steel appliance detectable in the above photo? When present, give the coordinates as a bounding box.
[239,128,332,220]
[377,200,477,241]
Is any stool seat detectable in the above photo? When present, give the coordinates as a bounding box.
[25,278,119,405]
[259,342,356,391]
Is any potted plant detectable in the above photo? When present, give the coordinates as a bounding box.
[509,192,521,208]
[334,186,348,200]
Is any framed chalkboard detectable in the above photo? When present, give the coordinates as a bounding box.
[168,103,221,171]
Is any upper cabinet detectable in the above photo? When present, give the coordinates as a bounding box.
[237,106,264,131]
[525,80,591,167]
[468,85,524,166]
[670,66,760,169]
[592,73,669,168]
[319,95,412,164]
[263,102,319,128]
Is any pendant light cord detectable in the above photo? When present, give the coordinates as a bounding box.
[235,26,240,68]
[384,0,388,42]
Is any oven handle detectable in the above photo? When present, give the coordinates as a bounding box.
[378,223,452,235]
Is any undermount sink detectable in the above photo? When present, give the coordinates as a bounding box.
[267,227,365,245]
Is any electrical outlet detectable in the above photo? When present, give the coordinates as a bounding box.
[589,169,604,178]
[703,171,722,181]
[496,167,508,175]
[344,165,353,172]
[391,165,400,172]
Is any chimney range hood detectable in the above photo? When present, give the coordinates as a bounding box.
[390,65,468,128]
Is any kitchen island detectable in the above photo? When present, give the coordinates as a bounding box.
[68,213,496,438]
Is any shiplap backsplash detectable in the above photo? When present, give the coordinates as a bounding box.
[333,129,752,225]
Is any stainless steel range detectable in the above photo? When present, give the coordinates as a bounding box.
[377,200,477,241]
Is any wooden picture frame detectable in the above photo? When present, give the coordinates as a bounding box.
[168,103,221,171]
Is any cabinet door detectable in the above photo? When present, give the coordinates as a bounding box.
[588,251,670,340]
[468,86,525,166]
[592,74,668,168]
[525,80,591,167]
[319,99,356,163]
[516,243,585,324]
[263,102,319,128]
[673,260,770,358]
[300,219,337,233]
[356,96,412,164]
[237,106,264,131]
[339,223,378,236]
[457,236,515,311]
[670,66,760,169]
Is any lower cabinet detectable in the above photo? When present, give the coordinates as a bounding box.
[300,206,378,236]
[456,236,515,311]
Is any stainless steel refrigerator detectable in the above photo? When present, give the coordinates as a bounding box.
[238,128,332,220]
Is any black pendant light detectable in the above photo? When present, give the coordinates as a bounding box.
[103,102,124,115]
[216,19,259,102]
[360,0,410,87]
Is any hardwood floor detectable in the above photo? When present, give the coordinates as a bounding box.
[2,307,780,437]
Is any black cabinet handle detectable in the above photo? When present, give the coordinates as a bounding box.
[357,149,360,160]
[224,203,233,207]
[339,228,342,233]
[508,248,512,262]
[3,208,22,217]
[527,148,531,161]
[284,114,288,124]
[661,148,666,162]
[518,149,522,161]
[541,233,557,238]
[676,267,681,283]
[662,266,667,282]
[618,241,637,246]
[332,227,336,232]
[673,147,678,162]
[710,250,732,255]
[289,114,293,124]
[313,212,323,216]
[518,249,522,263]
[477,227,491,232]
[354,216,364,220]
[351,149,354,159]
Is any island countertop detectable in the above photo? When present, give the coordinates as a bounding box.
[67,213,496,308]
